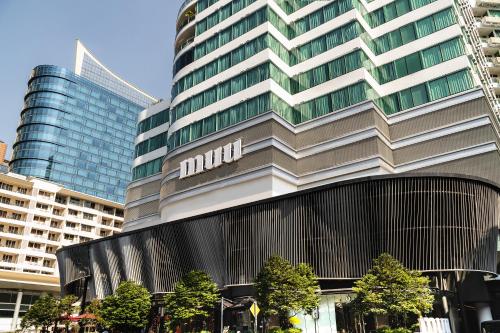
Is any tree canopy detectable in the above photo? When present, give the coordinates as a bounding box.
[21,294,78,332]
[352,253,434,329]
[254,255,320,329]
[99,281,152,333]
[164,270,220,331]
[21,295,58,331]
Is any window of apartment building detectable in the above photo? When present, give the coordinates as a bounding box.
[100,230,109,237]
[83,201,95,209]
[23,269,38,273]
[25,256,39,264]
[38,191,51,198]
[8,226,19,234]
[83,213,94,221]
[55,195,66,204]
[103,206,114,215]
[42,259,52,268]
[5,240,17,248]
[31,229,43,237]
[65,222,77,229]
[80,237,91,243]
[52,209,62,216]
[68,209,78,216]
[33,216,46,224]
[115,209,124,217]
[10,213,22,221]
[0,182,13,192]
[0,196,10,205]
[64,234,75,241]
[0,211,6,218]
[2,255,13,263]
[114,221,123,229]
[14,200,24,207]
[101,218,111,226]
[46,246,55,254]
[69,197,81,206]
[48,233,58,241]
[0,225,4,232]
[50,221,61,228]
[81,225,92,232]
[0,266,13,271]
[16,187,27,195]
[36,203,49,211]
[28,242,41,249]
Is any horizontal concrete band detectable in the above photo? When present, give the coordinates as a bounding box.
[160,95,500,201]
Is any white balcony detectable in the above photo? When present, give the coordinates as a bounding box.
[477,0,500,8]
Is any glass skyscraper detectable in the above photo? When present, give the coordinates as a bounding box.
[10,42,158,203]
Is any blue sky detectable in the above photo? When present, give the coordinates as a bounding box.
[0,0,184,158]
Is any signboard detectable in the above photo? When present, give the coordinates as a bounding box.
[250,302,260,318]
[179,139,242,179]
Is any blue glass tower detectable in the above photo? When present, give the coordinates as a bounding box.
[10,42,157,203]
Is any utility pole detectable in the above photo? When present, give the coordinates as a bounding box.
[220,297,225,333]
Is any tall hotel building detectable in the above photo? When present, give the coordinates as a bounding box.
[10,41,158,203]
[59,0,500,332]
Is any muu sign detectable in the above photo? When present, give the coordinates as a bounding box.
[179,139,242,179]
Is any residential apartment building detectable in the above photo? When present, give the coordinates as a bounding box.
[0,172,123,332]
[9,41,157,203]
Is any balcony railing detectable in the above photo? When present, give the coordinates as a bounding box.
[481,16,500,26]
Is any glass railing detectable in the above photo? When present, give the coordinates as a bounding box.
[178,0,196,17]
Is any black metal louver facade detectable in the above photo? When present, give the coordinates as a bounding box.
[57,175,500,299]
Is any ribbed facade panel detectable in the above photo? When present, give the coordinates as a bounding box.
[57,175,500,299]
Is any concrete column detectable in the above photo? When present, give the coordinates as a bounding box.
[476,302,493,331]
[10,290,23,331]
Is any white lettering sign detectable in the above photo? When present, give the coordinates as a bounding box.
[179,139,242,179]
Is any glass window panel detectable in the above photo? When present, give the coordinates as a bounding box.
[411,84,429,105]
[421,46,441,68]
[405,53,423,74]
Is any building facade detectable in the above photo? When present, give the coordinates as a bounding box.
[9,42,158,203]
[471,0,500,105]
[0,172,123,332]
[58,175,500,333]
[125,0,500,229]
[124,100,170,231]
[58,0,500,332]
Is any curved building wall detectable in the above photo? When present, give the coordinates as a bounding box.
[58,175,500,299]
[10,65,143,203]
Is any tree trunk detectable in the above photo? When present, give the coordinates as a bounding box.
[279,314,291,329]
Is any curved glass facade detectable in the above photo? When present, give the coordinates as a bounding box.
[10,65,143,203]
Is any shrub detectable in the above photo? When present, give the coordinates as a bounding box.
[376,327,412,333]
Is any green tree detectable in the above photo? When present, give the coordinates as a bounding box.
[164,270,220,331]
[254,255,320,329]
[79,299,103,329]
[100,281,152,333]
[352,253,434,329]
[58,295,78,332]
[21,294,59,332]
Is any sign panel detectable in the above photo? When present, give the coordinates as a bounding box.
[250,302,260,318]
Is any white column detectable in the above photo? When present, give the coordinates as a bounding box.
[10,290,23,331]
[476,302,493,330]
